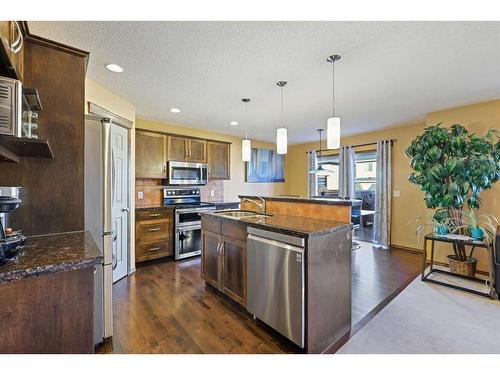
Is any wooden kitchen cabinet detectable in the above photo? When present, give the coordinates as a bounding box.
[201,229,222,289]
[207,141,230,180]
[135,208,174,262]
[201,215,247,306]
[167,135,206,163]
[0,21,24,80]
[136,131,167,178]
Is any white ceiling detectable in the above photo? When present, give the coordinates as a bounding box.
[29,21,500,144]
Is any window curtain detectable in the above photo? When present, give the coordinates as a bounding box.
[373,140,392,249]
[338,146,356,199]
[307,150,318,197]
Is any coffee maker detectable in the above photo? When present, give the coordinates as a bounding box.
[0,187,26,263]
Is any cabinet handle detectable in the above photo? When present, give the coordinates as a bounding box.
[149,246,161,252]
[149,213,161,217]
[148,227,161,232]
[163,164,166,174]
[10,21,23,54]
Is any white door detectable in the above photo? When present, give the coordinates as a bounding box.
[111,123,129,282]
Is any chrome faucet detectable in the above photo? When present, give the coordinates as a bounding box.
[242,196,266,213]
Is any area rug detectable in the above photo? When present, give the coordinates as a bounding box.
[338,273,500,354]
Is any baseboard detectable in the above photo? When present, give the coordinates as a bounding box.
[391,244,423,254]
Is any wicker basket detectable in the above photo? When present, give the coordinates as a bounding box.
[447,255,477,277]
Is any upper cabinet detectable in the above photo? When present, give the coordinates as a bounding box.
[0,21,24,80]
[207,141,230,180]
[167,135,206,163]
[136,131,167,178]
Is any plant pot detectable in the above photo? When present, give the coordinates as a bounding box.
[470,227,483,240]
[447,255,477,277]
[435,226,449,236]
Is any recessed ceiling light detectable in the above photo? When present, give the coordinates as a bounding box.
[229,121,238,126]
[105,63,124,73]
[170,108,181,113]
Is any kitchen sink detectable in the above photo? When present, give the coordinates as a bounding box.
[216,210,271,219]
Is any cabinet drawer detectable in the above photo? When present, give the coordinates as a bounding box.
[136,209,172,222]
[136,240,172,262]
[136,222,171,240]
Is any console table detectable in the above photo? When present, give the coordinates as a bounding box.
[421,233,497,299]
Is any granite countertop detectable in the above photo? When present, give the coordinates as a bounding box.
[0,231,102,284]
[238,195,358,206]
[202,211,349,238]
[136,205,173,211]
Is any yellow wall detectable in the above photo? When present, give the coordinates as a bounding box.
[135,118,288,201]
[85,78,138,272]
[285,99,500,272]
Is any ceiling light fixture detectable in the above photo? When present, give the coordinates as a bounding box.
[309,128,332,175]
[105,63,124,73]
[170,108,181,113]
[276,81,288,155]
[229,121,238,126]
[326,55,341,150]
[241,98,251,162]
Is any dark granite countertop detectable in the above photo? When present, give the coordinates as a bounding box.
[238,195,357,206]
[202,211,349,238]
[135,205,172,211]
[0,231,102,284]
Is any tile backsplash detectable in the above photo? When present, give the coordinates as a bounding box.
[135,179,224,207]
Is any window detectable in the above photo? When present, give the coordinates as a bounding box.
[316,151,377,194]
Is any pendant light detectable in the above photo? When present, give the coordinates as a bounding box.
[276,81,288,154]
[309,128,331,175]
[241,98,251,162]
[326,54,341,150]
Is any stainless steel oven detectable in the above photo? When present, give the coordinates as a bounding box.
[175,205,215,260]
[168,161,208,185]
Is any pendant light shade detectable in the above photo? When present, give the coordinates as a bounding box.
[276,81,288,154]
[309,128,333,175]
[242,139,251,162]
[327,117,340,149]
[276,128,287,154]
[241,98,251,162]
[326,55,341,150]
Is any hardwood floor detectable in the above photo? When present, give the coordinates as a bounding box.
[97,242,421,354]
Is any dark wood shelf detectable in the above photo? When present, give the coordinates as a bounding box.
[0,135,54,163]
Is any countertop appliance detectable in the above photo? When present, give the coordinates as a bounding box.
[0,186,26,263]
[168,161,208,186]
[163,187,215,260]
[247,227,305,348]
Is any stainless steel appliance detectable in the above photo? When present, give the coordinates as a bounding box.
[85,115,131,346]
[163,187,215,260]
[168,161,208,185]
[0,76,22,136]
[0,186,26,263]
[247,227,305,348]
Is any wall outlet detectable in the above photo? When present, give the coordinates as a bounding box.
[137,191,144,199]
[210,190,215,197]
[393,190,401,197]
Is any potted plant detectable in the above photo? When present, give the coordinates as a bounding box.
[411,209,454,237]
[406,124,500,276]
[456,209,498,243]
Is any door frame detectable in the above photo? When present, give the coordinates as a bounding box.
[87,102,134,276]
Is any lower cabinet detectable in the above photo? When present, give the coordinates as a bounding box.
[201,216,247,306]
[135,208,174,263]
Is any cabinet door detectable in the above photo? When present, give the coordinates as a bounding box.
[207,141,230,180]
[188,139,206,163]
[201,230,221,289]
[167,136,188,161]
[221,235,247,306]
[0,21,24,80]
[135,131,166,178]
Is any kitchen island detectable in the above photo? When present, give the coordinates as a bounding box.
[200,210,352,354]
[0,231,101,353]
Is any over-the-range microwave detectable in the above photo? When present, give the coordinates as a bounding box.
[0,76,22,137]
[168,161,208,185]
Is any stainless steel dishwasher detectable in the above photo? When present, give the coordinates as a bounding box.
[247,227,305,348]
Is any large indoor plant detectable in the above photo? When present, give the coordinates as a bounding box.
[406,124,499,276]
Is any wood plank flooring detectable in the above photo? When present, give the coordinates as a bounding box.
[97,242,421,354]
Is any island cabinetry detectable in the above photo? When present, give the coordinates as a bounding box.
[135,208,174,262]
[201,215,247,306]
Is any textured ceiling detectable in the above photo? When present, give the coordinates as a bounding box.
[29,21,500,144]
